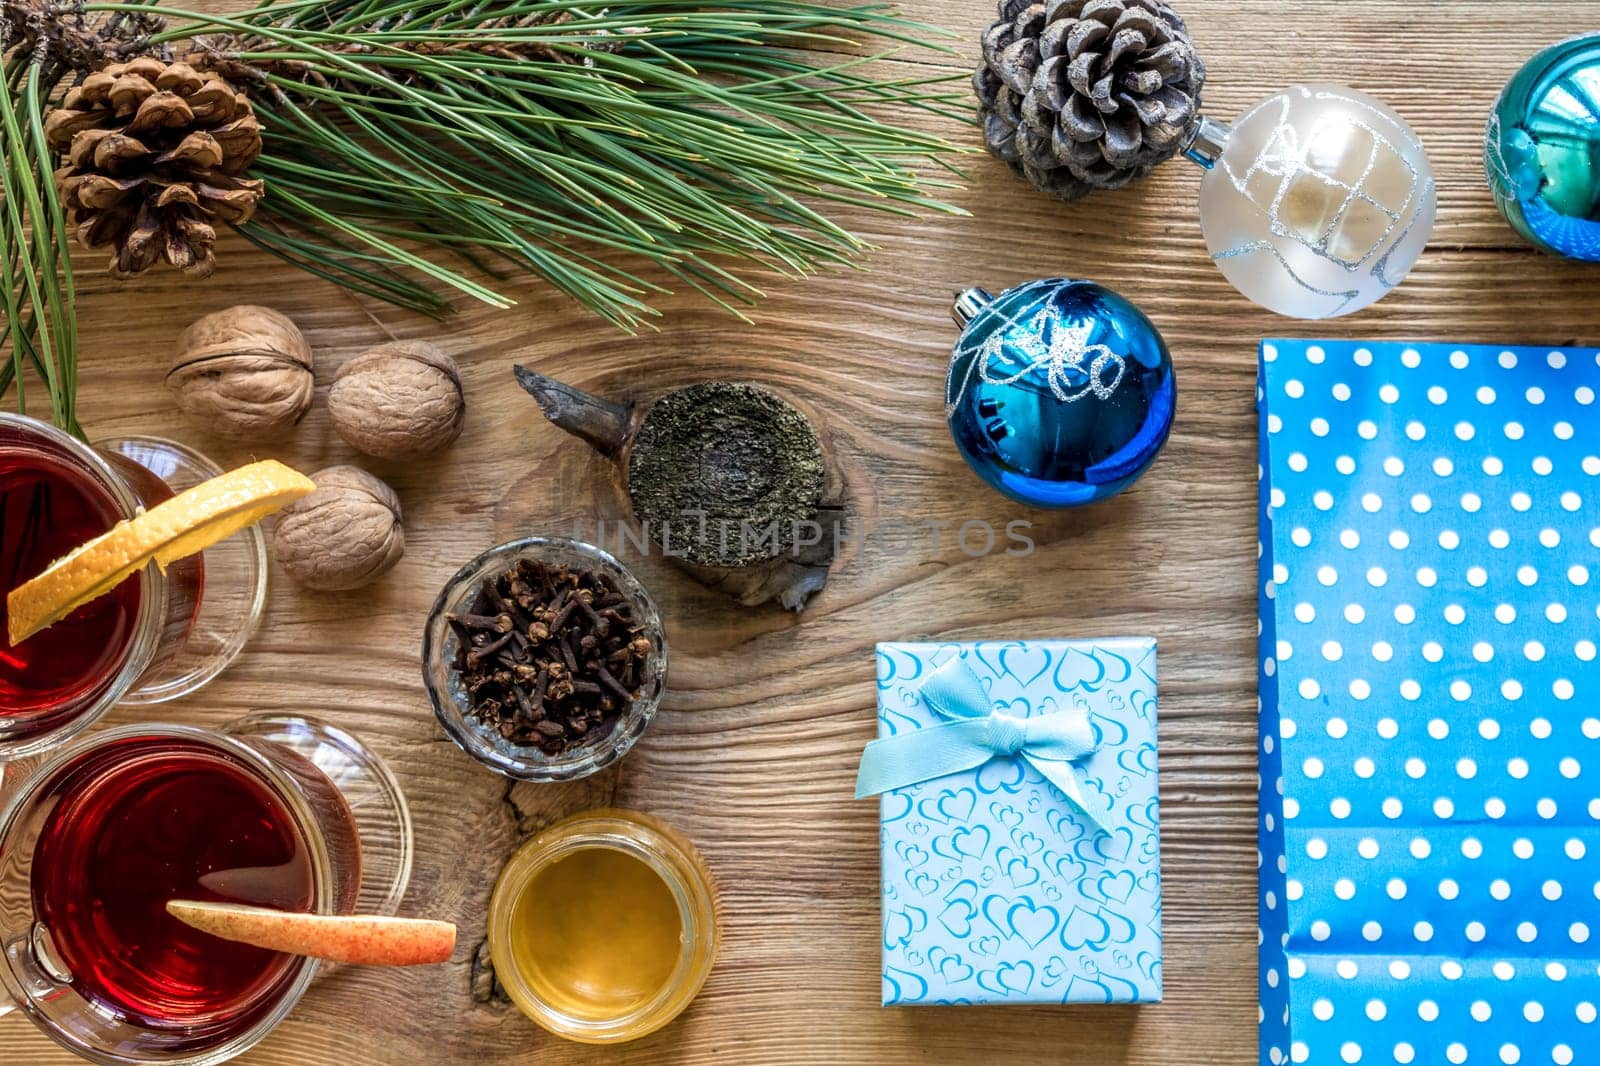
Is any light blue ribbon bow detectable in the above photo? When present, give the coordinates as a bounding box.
[856,656,1109,835]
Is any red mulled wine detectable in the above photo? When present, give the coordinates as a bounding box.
[30,735,315,1033]
[0,445,142,714]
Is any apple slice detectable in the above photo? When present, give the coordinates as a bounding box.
[167,901,455,966]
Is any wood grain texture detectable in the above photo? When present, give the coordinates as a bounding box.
[8,1,1600,1063]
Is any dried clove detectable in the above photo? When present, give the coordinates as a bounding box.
[449,556,651,755]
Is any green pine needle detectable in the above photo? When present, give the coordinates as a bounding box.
[2,0,970,429]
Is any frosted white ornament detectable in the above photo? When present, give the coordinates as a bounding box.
[1190,84,1436,319]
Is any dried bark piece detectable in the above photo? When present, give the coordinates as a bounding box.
[514,367,844,611]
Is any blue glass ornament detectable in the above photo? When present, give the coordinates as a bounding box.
[946,279,1175,509]
[1487,33,1600,261]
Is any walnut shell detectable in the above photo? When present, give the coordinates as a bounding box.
[273,465,404,591]
[328,341,464,461]
[166,305,314,441]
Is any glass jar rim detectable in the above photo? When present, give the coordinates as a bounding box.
[0,722,335,1065]
[0,413,165,758]
[487,809,717,1043]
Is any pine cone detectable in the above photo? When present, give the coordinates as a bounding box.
[46,57,264,279]
[974,0,1205,201]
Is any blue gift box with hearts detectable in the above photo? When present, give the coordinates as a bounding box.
[872,638,1162,1006]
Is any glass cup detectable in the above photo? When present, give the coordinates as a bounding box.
[422,537,667,781]
[0,716,413,1065]
[0,413,268,762]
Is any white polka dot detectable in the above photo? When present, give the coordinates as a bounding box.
[1491,878,1512,900]
[1480,718,1502,739]
[1548,603,1569,623]
[1497,604,1518,624]
[1514,838,1535,859]
[1337,960,1358,980]
[1346,604,1366,624]
[1446,604,1467,624]
[1577,1002,1596,1023]
[1573,923,1591,944]
[1394,1045,1415,1065]
[1387,878,1407,900]
[1395,604,1416,624]
[1548,962,1568,981]
[1490,528,1511,549]
[1519,921,1539,943]
[1378,718,1399,739]
[1479,386,1498,404]
[1410,838,1431,859]
[1463,838,1483,859]
[1513,492,1533,511]
[1366,998,1386,1020]
[1447,1045,1467,1065]
[1486,797,1508,819]
[1507,422,1526,441]
[1458,422,1478,441]
[1554,1046,1574,1066]
[1500,351,1519,368]
[1500,1045,1520,1065]
[1567,839,1587,860]
[1526,1001,1545,1022]
[1466,921,1487,942]
[1504,680,1524,700]
[1314,998,1335,1021]
[1343,1043,1363,1064]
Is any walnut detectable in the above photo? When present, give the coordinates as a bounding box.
[328,340,464,460]
[273,465,404,591]
[166,305,314,441]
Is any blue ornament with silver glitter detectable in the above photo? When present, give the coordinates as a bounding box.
[946,279,1175,509]
[1487,33,1600,261]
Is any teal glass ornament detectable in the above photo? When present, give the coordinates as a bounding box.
[946,279,1175,509]
[1487,33,1600,260]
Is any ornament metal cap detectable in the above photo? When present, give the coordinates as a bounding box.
[952,287,994,328]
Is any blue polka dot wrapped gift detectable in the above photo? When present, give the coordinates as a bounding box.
[1257,340,1600,1066]
[858,638,1161,1006]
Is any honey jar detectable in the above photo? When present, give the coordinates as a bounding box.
[487,809,718,1043]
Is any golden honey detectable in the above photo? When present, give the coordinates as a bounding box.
[488,809,717,1043]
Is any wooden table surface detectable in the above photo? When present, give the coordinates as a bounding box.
[11,2,1600,1063]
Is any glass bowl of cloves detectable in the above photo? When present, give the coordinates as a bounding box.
[423,537,667,782]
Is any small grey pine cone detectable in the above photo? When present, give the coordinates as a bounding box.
[974,0,1206,201]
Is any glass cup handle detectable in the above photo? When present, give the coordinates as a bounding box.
[0,984,14,1017]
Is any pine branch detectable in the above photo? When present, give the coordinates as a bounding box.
[148,0,971,329]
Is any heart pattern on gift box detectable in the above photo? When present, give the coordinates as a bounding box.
[876,639,1161,1005]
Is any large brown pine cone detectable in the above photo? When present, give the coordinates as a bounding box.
[974,0,1205,201]
[46,58,264,279]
